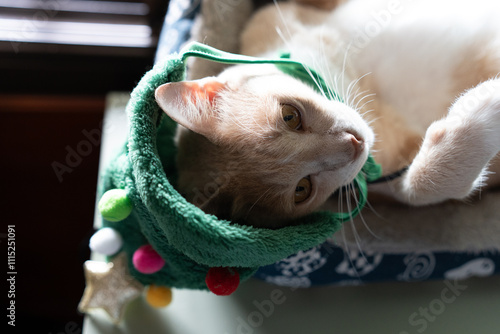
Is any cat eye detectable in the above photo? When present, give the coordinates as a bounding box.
[295,177,312,203]
[281,104,302,130]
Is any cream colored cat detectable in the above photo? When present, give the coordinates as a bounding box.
[155,0,500,228]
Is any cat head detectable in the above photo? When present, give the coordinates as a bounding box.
[155,64,374,227]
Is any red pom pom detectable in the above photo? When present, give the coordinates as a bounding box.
[205,267,240,296]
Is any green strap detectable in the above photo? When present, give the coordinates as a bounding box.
[181,41,308,66]
[179,42,381,222]
[180,43,343,101]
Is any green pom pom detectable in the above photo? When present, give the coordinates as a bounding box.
[99,189,133,222]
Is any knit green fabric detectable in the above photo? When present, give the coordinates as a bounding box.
[100,42,382,290]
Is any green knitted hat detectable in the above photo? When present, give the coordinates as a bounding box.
[95,42,382,294]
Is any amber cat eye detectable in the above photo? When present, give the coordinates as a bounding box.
[295,177,312,203]
[282,104,302,130]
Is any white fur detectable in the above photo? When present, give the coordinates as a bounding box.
[241,0,500,206]
[180,0,500,241]
[243,0,500,133]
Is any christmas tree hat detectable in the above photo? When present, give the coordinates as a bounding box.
[91,42,382,296]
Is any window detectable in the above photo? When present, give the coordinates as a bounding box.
[0,0,165,54]
[0,0,168,94]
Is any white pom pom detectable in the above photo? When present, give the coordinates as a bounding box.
[89,228,123,256]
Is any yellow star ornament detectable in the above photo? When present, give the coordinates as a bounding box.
[78,252,144,323]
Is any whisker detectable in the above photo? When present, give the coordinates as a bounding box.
[317,30,338,101]
[318,36,345,102]
[366,115,380,126]
[276,26,292,51]
[357,98,376,113]
[340,228,362,279]
[346,183,373,266]
[340,185,363,279]
[346,72,372,109]
[297,34,331,99]
[348,219,366,258]
[304,64,329,99]
[245,187,273,219]
[273,0,293,43]
[345,78,361,107]
[350,182,383,240]
[363,199,388,222]
[340,42,354,101]
[351,87,369,102]
[338,183,344,215]
[354,93,376,111]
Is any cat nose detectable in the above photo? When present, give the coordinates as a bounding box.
[349,133,364,159]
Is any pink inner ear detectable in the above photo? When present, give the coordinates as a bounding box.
[154,79,226,140]
[184,81,225,105]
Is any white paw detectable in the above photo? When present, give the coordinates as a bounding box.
[401,79,500,204]
[450,78,500,148]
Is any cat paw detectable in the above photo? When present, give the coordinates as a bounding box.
[450,78,500,147]
[399,79,500,205]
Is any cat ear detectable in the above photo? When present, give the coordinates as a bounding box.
[155,78,226,138]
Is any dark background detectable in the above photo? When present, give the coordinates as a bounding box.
[1,1,168,332]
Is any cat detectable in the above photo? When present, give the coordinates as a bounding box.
[155,0,500,228]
